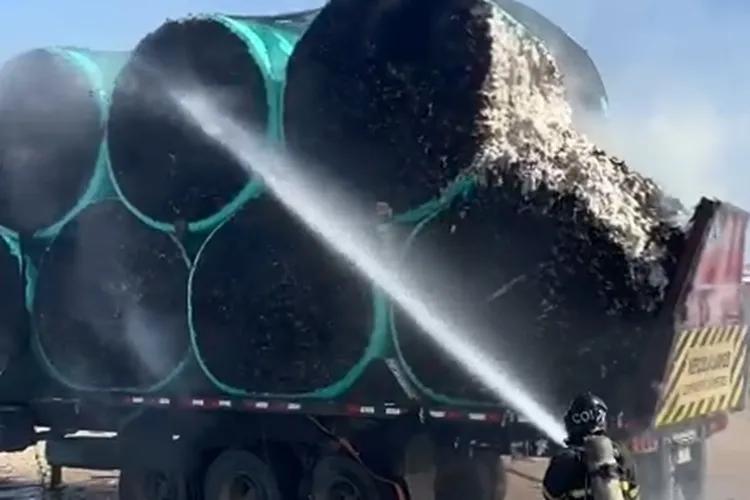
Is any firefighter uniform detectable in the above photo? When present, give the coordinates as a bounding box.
[542,441,639,500]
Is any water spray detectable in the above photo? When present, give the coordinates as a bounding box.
[172,89,567,445]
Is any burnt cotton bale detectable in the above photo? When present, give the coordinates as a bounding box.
[190,195,373,395]
[283,0,688,408]
[33,200,190,391]
[0,49,127,234]
[283,0,494,213]
[393,181,677,407]
[107,17,271,229]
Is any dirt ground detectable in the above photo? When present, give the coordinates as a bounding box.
[2,412,749,499]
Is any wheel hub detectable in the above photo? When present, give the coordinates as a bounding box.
[227,474,262,500]
[144,471,173,500]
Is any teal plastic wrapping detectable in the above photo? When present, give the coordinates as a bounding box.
[0,227,25,380]
[0,48,128,237]
[213,13,313,140]
[107,11,317,234]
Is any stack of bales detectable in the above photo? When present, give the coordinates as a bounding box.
[0,48,149,389]
[106,9,379,398]
[106,13,326,392]
[0,0,681,410]
[0,8,382,398]
[0,47,195,392]
[0,12,323,394]
[282,0,685,409]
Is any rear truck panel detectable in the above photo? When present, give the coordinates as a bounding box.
[653,325,747,427]
[651,199,749,430]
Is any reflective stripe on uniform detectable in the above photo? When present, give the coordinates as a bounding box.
[621,481,639,498]
[559,482,637,499]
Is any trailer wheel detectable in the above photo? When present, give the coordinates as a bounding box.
[475,450,507,500]
[118,467,189,500]
[311,454,396,500]
[203,449,282,500]
[434,449,505,500]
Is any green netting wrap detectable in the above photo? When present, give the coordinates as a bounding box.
[107,10,317,233]
[188,193,387,397]
[0,228,26,379]
[0,48,128,236]
[30,198,191,392]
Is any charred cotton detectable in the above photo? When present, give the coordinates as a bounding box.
[108,17,269,227]
[288,0,685,406]
[190,195,374,395]
[33,200,191,390]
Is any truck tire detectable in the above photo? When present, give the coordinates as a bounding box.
[674,440,706,500]
[434,449,506,500]
[203,449,282,500]
[118,467,190,500]
[475,450,507,500]
[310,454,398,500]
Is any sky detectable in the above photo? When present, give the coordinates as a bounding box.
[0,0,748,209]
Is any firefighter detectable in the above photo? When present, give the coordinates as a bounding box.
[542,392,639,500]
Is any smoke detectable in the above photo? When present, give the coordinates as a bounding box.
[521,0,750,209]
[595,76,745,208]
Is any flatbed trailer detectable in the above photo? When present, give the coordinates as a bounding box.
[1,198,748,500]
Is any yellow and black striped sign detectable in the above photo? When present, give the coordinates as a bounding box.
[654,325,748,428]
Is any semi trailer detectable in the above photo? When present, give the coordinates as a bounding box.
[0,197,747,500]
[0,1,746,500]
